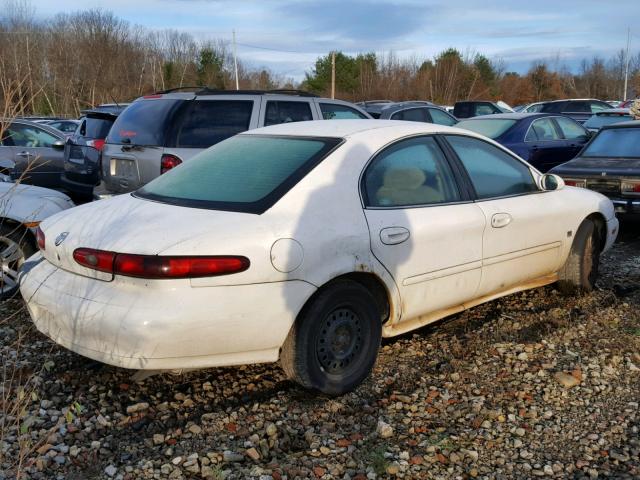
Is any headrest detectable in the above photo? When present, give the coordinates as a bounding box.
[382,168,426,189]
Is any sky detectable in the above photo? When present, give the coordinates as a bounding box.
[33,0,640,82]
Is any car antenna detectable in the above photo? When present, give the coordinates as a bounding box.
[109,92,121,109]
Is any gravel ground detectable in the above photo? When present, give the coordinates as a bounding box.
[1,222,640,480]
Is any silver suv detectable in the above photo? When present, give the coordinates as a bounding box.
[101,89,370,194]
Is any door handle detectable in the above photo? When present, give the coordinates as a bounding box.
[491,213,512,228]
[16,151,31,158]
[380,227,410,245]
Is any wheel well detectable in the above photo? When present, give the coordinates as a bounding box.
[0,218,36,251]
[585,212,607,252]
[305,273,391,325]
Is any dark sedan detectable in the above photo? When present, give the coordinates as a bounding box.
[550,121,640,216]
[455,113,591,172]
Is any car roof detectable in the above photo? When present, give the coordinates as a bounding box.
[460,112,554,121]
[242,119,466,139]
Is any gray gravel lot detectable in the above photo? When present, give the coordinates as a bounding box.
[1,222,640,480]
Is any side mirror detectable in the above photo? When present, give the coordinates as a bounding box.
[539,173,564,191]
[52,139,65,150]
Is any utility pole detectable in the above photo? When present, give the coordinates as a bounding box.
[331,51,336,99]
[623,27,630,101]
[233,29,239,90]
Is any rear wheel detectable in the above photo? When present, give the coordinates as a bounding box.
[558,219,600,293]
[281,280,381,396]
[0,224,34,299]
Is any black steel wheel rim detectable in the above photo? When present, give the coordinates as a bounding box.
[316,307,363,374]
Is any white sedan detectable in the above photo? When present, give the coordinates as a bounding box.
[20,120,618,395]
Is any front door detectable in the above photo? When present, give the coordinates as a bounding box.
[443,134,567,297]
[524,117,567,172]
[7,123,64,188]
[361,135,486,322]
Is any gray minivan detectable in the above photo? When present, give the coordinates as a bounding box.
[101,89,370,194]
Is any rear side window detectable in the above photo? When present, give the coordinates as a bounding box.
[428,108,457,126]
[362,136,461,207]
[582,128,640,158]
[390,108,428,122]
[446,135,538,199]
[525,118,561,141]
[320,103,367,119]
[176,100,253,148]
[136,135,342,213]
[265,101,313,126]
[554,116,588,139]
[475,104,498,116]
[566,101,590,113]
[107,99,183,146]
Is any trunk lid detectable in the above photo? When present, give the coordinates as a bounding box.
[39,194,260,281]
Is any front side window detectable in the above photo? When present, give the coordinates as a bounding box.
[589,102,609,113]
[390,108,428,122]
[362,136,461,207]
[265,101,313,126]
[445,135,538,199]
[176,100,253,148]
[566,101,590,113]
[525,118,562,141]
[554,116,588,140]
[581,128,640,158]
[320,103,367,119]
[428,108,457,126]
[136,135,342,213]
[6,124,59,147]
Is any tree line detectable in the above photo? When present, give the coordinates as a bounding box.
[303,49,640,106]
[1,1,639,117]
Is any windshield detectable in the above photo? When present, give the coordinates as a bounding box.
[583,114,633,130]
[136,135,343,213]
[582,128,640,158]
[455,119,517,139]
[107,99,183,146]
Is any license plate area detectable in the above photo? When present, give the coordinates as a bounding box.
[110,158,136,178]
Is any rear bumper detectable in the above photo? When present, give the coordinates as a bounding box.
[60,174,98,197]
[611,198,640,215]
[604,216,619,253]
[20,254,315,370]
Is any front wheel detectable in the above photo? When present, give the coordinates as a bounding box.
[558,219,600,293]
[281,280,382,396]
[0,224,34,300]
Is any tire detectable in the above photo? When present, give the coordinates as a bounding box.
[281,280,382,396]
[0,224,34,300]
[557,219,600,294]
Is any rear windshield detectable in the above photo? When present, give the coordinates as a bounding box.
[107,99,183,146]
[582,128,640,158]
[135,135,343,213]
[583,114,633,130]
[83,116,115,139]
[455,119,517,139]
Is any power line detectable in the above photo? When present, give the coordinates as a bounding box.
[234,42,312,55]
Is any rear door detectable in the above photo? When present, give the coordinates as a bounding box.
[7,122,64,188]
[317,101,369,119]
[361,135,485,322]
[524,117,567,172]
[553,116,590,160]
[443,134,568,297]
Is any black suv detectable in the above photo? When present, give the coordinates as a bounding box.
[61,106,128,202]
[538,99,613,124]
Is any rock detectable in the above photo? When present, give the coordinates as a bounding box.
[265,423,277,437]
[386,463,400,475]
[171,456,182,465]
[126,402,150,414]
[153,433,165,445]
[518,352,528,361]
[188,424,202,435]
[377,419,394,438]
[246,447,260,461]
[223,451,245,463]
[554,372,580,388]
[104,465,117,477]
[90,441,101,449]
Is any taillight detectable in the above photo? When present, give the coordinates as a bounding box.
[72,248,249,279]
[161,154,182,174]
[564,178,587,188]
[87,139,106,151]
[621,180,640,195]
[73,248,116,274]
[36,227,45,251]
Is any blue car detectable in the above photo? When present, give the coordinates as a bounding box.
[455,113,592,172]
